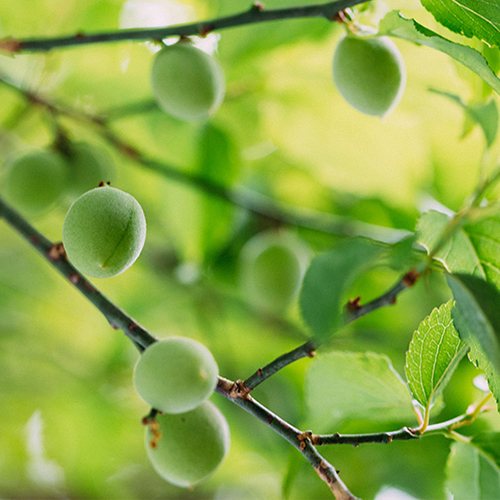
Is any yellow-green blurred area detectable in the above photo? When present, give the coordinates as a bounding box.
[1,1,500,499]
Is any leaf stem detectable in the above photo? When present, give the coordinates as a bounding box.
[2,0,369,53]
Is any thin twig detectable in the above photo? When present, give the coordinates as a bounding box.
[1,0,369,53]
[244,268,420,390]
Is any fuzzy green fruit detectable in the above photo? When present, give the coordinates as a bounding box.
[134,337,218,414]
[62,185,146,278]
[332,34,406,117]
[239,231,312,313]
[145,401,230,488]
[65,142,113,197]
[151,42,225,121]
[1,150,67,214]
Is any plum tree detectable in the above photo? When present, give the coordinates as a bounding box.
[332,34,406,117]
[62,185,146,278]
[239,231,312,313]
[150,41,226,121]
[64,142,114,198]
[1,150,67,214]
[145,401,230,488]
[133,337,219,414]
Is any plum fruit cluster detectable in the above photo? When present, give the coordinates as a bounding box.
[150,41,226,122]
[134,338,228,488]
[62,185,146,278]
[1,142,113,215]
[332,34,406,117]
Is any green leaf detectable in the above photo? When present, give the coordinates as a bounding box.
[379,11,500,96]
[447,273,500,407]
[416,210,486,277]
[472,433,500,469]
[299,238,384,339]
[446,440,500,500]
[405,300,468,409]
[421,0,500,49]
[306,351,415,429]
[429,89,498,147]
[197,123,239,260]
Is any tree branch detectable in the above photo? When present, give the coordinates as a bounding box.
[243,268,420,389]
[0,195,357,500]
[1,0,369,53]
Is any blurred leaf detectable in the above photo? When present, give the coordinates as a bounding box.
[379,11,500,96]
[405,300,468,408]
[429,89,498,147]
[421,0,500,49]
[306,351,415,429]
[446,440,500,500]
[416,210,485,276]
[299,238,384,339]
[472,433,500,468]
[197,122,239,260]
[447,273,500,407]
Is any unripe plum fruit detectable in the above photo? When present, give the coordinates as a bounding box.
[239,231,312,313]
[1,150,67,214]
[65,142,113,198]
[134,337,218,414]
[62,185,146,278]
[332,34,406,117]
[145,401,230,488]
[150,42,225,121]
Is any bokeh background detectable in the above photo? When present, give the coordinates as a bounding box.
[1,1,499,499]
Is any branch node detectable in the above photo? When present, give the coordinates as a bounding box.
[347,296,362,313]
[47,242,66,262]
[68,272,80,285]
[0,37,23,54]
[307,348,316,358]
[251,1,266,12]
[403,268,420,287]
[199,25,214,37]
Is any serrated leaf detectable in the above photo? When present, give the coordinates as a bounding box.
[446,440,500,500]
[447,273,500,408]
[416,210,486,277]
[406,300,468,408]
[306,351,415,430]
[421,0,500,49]
[379,11,500,96]
[299,238,384,339]
[429,89,498,147]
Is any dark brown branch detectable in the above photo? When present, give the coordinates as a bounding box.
[2,0,369,53]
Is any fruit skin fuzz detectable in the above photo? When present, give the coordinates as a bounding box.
[133,336,219,414]
[332,34,406,117]
[62,185,146,278]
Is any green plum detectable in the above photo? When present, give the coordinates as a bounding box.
[332,34,406,117]
[65,142,113,197]
[150,41,225,121]
[239,231,312,313]
[145,401,230,488]
[62,185,146,278]
[134,337,219,414]
[1,150,67,214]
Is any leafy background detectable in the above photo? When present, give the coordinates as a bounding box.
[1,0,500,499]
